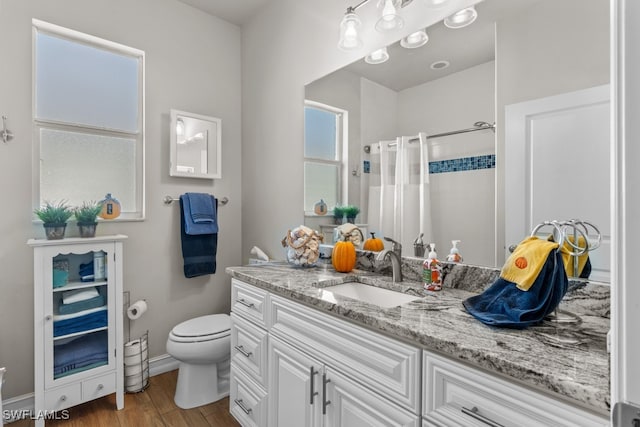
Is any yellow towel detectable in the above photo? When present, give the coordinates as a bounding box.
[559,235,590,277]
[501,237,559,291]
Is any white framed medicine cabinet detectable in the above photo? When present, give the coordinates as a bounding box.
[169,109,222,179]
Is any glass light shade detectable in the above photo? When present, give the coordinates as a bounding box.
[365,47,390,65]
[338,12,363,50]
[423,0,449,7]
[375,0,404,32]
[400,29,429,48]
[444,6,478,29]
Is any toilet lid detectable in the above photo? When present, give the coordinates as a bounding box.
[172,314,230,338]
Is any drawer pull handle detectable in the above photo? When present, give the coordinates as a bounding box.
[237,299,255,309]
[60,395,67,402]
[234,398,252,415]
[322,373,331,415]
[234,345,253,358]
[309,366,318,404]
[461,406,504,427]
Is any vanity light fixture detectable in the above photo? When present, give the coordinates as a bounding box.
[423,0,449,6]
[338,0,414,51]
[400,29,429,48]
[176,118,185,136]
[375,0,404,32]
[365,47,390,64]
[444,6,478,29]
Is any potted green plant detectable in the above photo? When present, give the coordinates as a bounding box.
[34,201,74,240]
[333,205,346,225]
[74,201,103,238]
[343,205,360,223]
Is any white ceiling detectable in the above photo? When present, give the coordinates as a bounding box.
[176,0,271,26]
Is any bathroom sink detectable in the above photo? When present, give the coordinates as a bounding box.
[319,282,420,308]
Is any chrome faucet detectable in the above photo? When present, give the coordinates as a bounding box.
[376,249,403,283]
[383,237,402,258]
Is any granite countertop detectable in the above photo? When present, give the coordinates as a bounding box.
[226,261,610,415]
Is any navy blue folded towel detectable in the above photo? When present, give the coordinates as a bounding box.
[182,193,218,235]
[179,195,218,278]
[462,249,568,329]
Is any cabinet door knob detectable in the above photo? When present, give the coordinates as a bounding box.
[97,384,104,390]
[60,395,67,402]
[45,315,52,321]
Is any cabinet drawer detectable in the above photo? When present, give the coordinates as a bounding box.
[45,383,81,412]
[423,352,608,427]
[232,279,268,328]
[230,364,267,427]
[270,294,421,414]
[82,372,115,401]
[231,313,268,387]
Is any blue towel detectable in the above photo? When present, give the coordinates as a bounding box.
[54,309,108,337]
[57,294,105,315]
[181,193,218,235]
[54,330,108,377]
[462,249,568,329]
[179,197,218,278]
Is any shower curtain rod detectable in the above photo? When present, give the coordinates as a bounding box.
[363,121,495,152]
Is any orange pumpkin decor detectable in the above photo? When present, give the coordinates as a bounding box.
[363,232,384,252]
[332,239,357,273]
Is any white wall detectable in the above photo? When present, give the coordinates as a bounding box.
[0,0,242,398]
[495,0,609,263]
[397,61,495,265]
[241,0,479,263]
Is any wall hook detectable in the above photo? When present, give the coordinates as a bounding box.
[1,116,14,143]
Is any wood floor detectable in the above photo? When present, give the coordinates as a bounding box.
[11,370,240,427]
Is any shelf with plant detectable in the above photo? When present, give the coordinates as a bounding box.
[74,201,103,238]
[34,201,74,240]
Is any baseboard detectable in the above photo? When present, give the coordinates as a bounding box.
[2,354,178,424]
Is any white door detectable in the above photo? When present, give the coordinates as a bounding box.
[324,367,419,427]
[612,0,640,423]
[268,336,323,427]
[505,85,610,282]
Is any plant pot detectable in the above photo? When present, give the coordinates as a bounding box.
[346,217,356,224]
[43,223,67,240]
[77,222,98,238]
[334,217,344,225]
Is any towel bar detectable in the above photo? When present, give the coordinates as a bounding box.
[163,195,229,206]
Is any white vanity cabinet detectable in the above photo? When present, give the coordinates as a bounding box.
[229,278,421,427]
[422,351,608,427]
[29,235,126,427]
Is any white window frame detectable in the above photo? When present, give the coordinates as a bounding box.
[32,19,145,221]
[303,100,349,215]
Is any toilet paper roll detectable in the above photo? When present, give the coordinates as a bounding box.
[127,300,147,320]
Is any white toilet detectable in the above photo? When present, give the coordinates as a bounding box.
[166,314,231,409]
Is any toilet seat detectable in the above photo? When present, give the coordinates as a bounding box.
[169,314,230,343]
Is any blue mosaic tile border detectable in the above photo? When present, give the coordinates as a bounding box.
[363,154,495,174]
[429,154,495,174]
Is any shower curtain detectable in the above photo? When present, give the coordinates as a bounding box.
[367,133,432,254]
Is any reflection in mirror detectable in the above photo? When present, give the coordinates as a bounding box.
[170,110,221,179]
[304,0,609,281]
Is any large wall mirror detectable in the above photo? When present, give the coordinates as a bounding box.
[304,0,610,280]
[170,109,222,179]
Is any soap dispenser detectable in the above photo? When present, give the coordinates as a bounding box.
[423,243,442,292]
[446,240,463,263]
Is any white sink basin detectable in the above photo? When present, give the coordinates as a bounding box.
[319,282,419,308]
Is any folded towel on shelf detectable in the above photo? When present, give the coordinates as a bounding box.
[54,306,108,337]
[180,196,218,278]
[462,237,568,329]
[62,287,100,305]
[181,193,218,235]
[54,330,108,377]
[57,293,105,315]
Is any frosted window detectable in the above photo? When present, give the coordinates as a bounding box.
[304,107,337,160]
[304,162,338,212]
[35,32,139,132]
[40,129,136,208]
